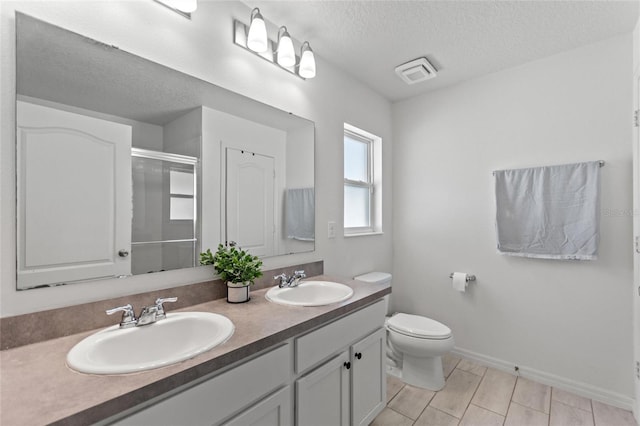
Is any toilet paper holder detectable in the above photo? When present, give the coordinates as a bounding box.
[449,273,476,282]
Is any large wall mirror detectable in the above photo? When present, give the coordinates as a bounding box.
[15,13,315,290]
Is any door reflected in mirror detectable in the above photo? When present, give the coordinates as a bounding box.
[15,13,315,290]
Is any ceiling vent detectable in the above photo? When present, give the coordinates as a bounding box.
[395,57,437,85]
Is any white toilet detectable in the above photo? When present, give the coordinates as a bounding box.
[354,272,454,391]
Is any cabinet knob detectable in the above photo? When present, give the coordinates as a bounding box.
[344,361,351,370]
[355,352,362,360]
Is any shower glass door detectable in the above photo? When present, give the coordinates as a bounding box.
[131,148,198,275]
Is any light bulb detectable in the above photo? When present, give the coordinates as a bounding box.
[276,26,296,68]
[298,42,316,79]
[247,8,268,53]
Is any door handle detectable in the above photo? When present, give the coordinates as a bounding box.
[118,249,129,258]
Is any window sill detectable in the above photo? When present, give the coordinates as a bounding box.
[344,231,384,238]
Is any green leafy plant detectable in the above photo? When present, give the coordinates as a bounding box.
[200,243,263,285]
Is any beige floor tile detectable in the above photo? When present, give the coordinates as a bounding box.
[430,369,482,418]
[442,354,462,378]
[371,407,414,426]
[471,368,517,415]
[387,374,405,403]
[388,384,436,420]
[550,400,594,426]
[552,388,592,412]
[592,400,637,426]
[457,359,488,377]
[505,402,549,426]
[414,406,459,426]
[512,377,551,414]
[459,404,505,426]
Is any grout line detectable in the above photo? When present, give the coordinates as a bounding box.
[455,366,485,422]
[510,401,552,418]
[387,406,413,423]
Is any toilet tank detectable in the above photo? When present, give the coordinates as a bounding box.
[354,272,392,315]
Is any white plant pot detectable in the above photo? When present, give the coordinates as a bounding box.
[227,281,251,303]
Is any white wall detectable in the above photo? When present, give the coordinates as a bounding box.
[0,1,393,316]
[392,35,634,405]
[633,14,640,422]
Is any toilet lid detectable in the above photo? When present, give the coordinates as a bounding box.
[387,313,451,339]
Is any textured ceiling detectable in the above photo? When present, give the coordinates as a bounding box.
[248,0,639,102]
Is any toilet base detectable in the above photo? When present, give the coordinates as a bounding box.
[401,354,445,391]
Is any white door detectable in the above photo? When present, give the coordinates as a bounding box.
[351,328,386,426]
[16,100,132,288]
[296,351,351,426]
[225,148,275,256]
[634,71,640,421]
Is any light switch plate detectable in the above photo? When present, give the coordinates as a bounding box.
[328,221,336,239]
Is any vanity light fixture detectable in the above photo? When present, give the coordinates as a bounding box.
[153,0,197,18]
[298,42,316,79]
[276,26,296,68]
[233,9,317,79]
[247,8,268,53]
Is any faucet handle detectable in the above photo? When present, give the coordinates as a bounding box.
[274,273,288,287]
[294,270,306,277]
[155,297,178,320]
[106,304,137,328]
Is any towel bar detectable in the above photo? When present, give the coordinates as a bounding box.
[492,160,605,176]
[449,273,476,282]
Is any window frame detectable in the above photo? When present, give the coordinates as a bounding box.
[344,128,376,235]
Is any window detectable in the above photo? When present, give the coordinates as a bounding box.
[344,124,382,235]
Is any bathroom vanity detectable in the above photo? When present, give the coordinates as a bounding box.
[113,299,386,426]
[0,276,391,425]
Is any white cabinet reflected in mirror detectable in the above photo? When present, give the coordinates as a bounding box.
[15,13,315,290]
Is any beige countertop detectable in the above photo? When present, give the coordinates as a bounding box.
[0,275,391,425]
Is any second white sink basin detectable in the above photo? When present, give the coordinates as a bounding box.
[266,280,354,307]
[67,312,234,375]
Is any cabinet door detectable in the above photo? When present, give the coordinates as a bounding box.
[223,386,291,426]
[296,351,350,426]
[351,328,386,426]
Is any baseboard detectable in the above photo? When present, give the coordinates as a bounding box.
[452,347,636,412]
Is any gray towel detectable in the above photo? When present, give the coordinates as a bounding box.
[285,188,315,241]
[494,161,600,260]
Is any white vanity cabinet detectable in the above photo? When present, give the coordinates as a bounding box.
[223,386,292,426]
[295,300,387,426]
[296,328,386,426]
[110,299,386,426]
[111,344,291,426]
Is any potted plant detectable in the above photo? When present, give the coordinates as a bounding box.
[200,242,263,303]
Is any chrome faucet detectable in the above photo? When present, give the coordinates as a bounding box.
[274,270,306,288]
[106,304,137,328]
[106,297,178,328]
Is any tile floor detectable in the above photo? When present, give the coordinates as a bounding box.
[372,355,637,426]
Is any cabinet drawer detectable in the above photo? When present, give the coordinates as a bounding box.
[295,300,385,373]
[115,344,291,426]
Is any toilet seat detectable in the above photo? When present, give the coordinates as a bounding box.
[387,313,452,340]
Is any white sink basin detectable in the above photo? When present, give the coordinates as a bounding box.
[265,280,354,306]
[67,312,234,375]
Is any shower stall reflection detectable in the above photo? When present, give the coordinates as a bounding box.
[131,148,198,275]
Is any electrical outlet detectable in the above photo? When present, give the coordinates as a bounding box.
[328,221,336,239]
